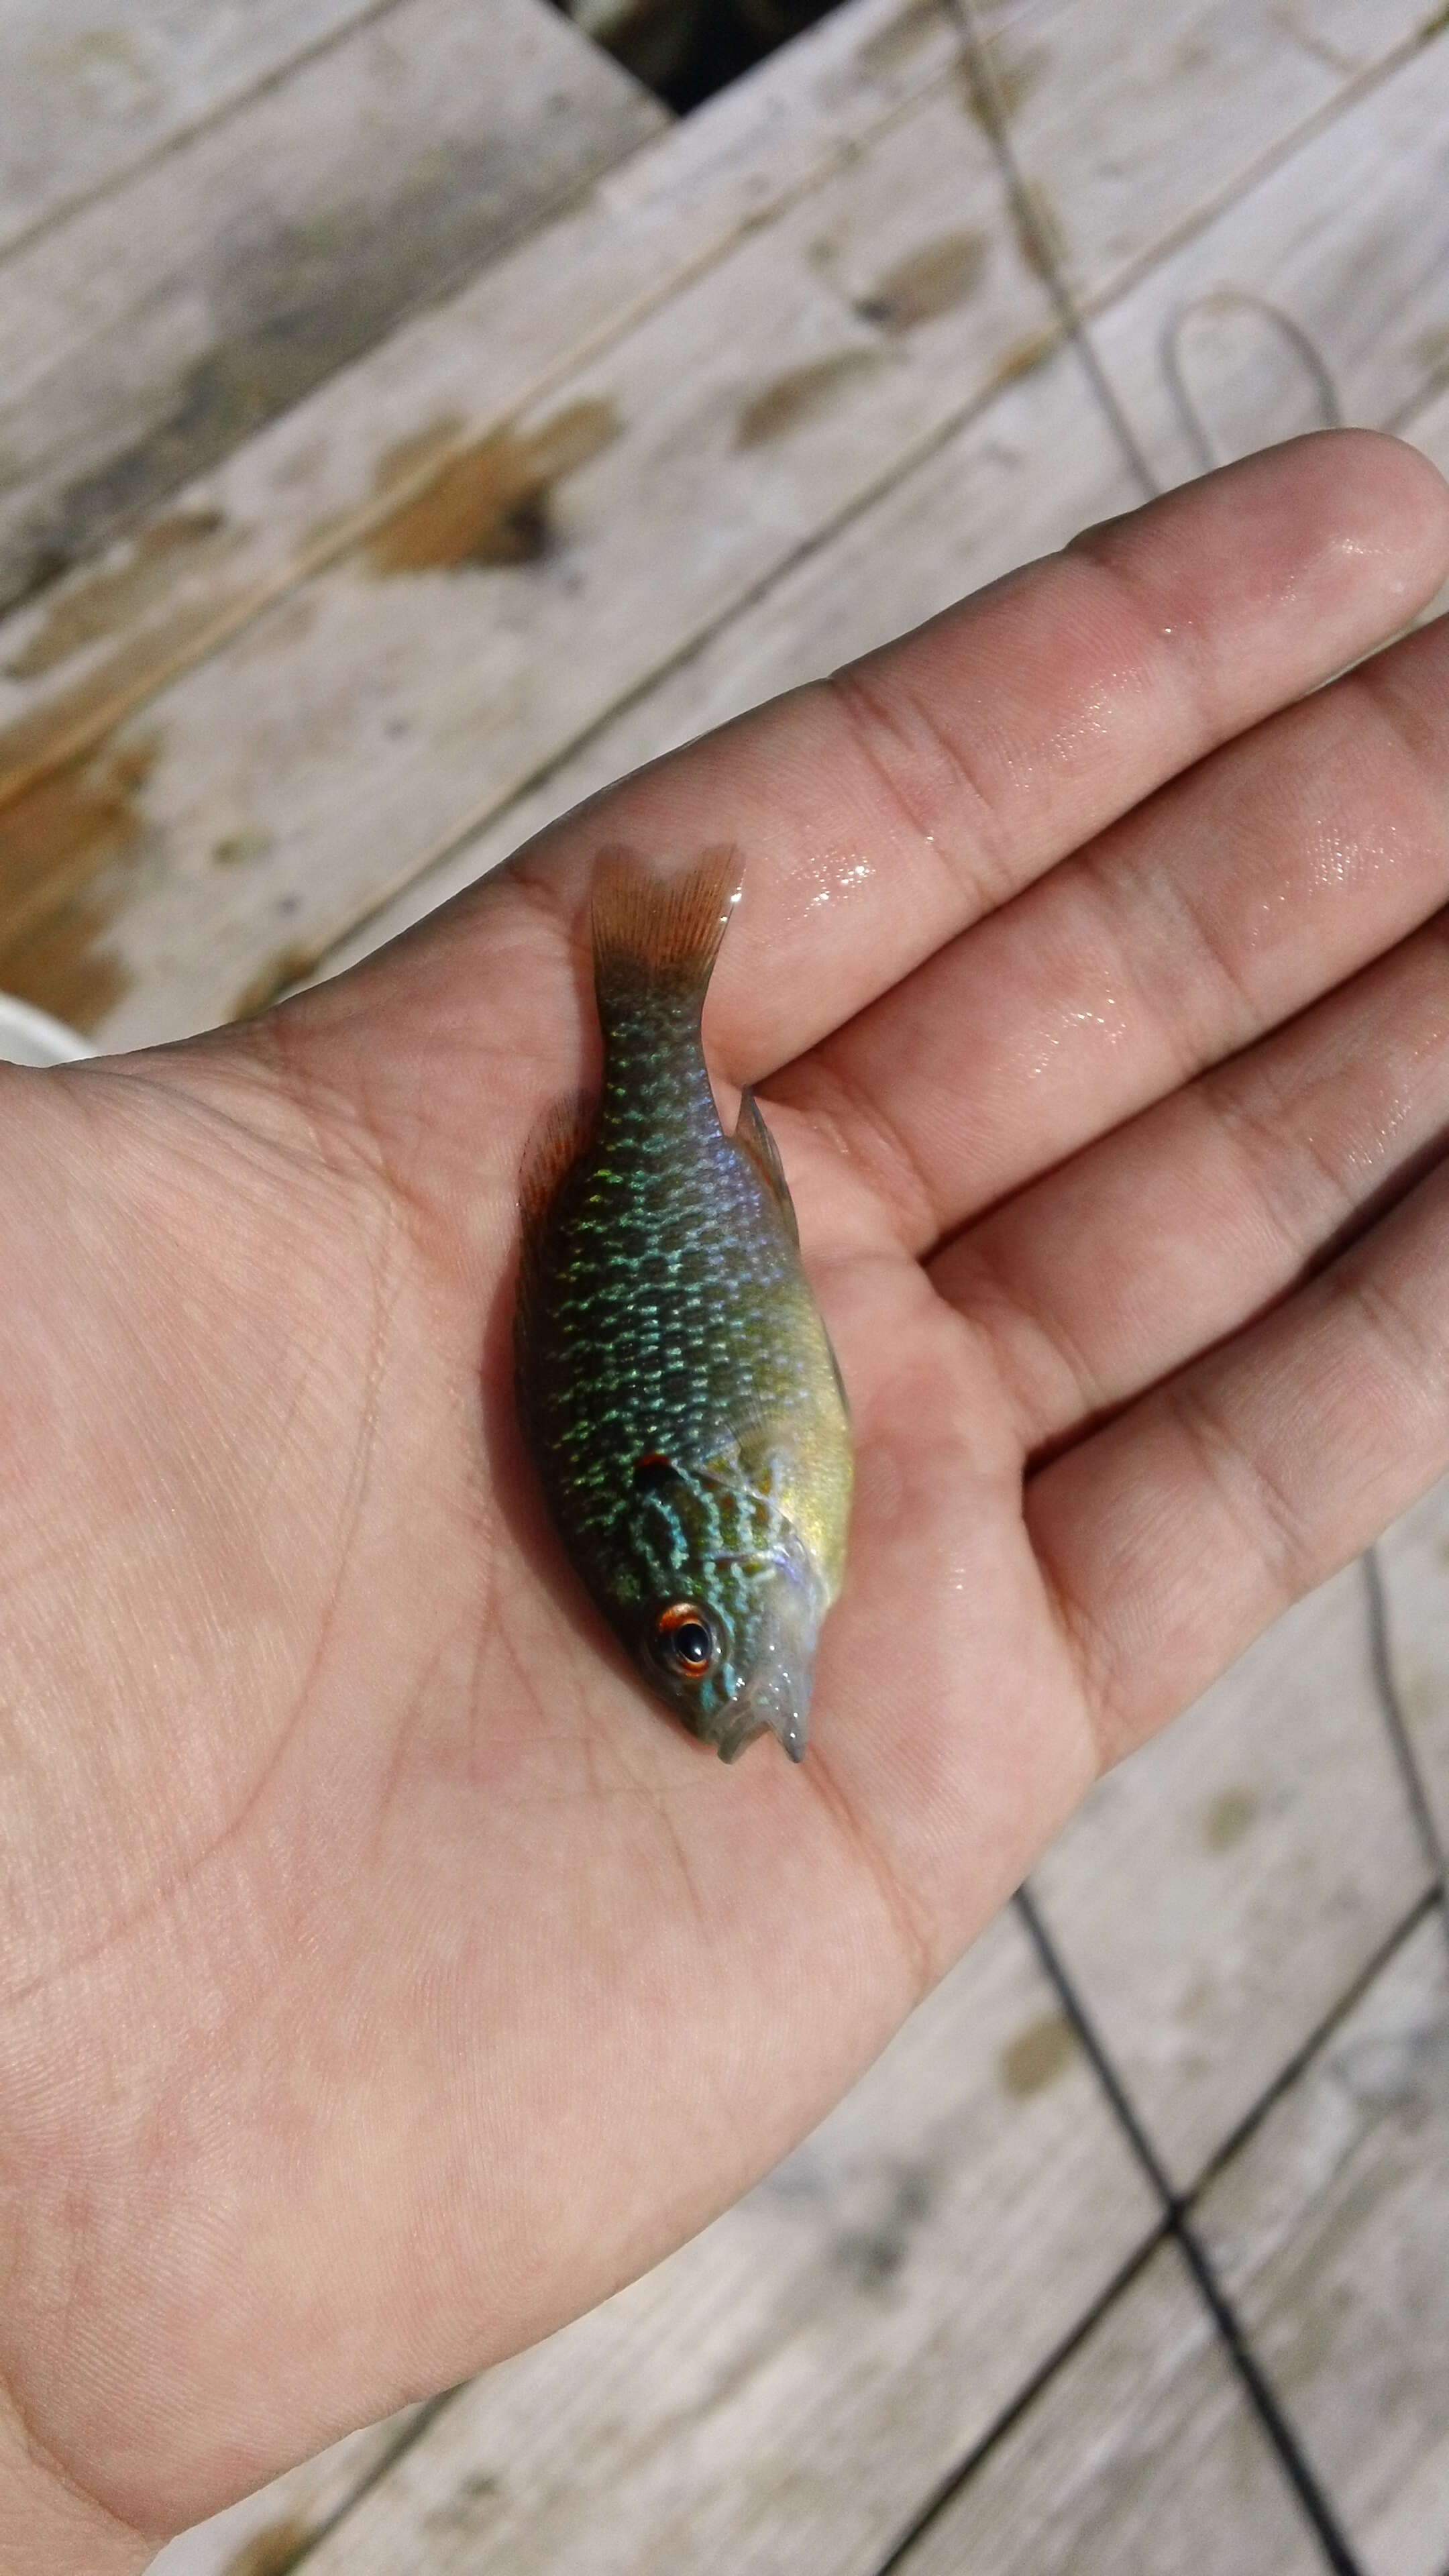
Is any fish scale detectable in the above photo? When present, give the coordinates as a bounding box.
[515,843,853,1763]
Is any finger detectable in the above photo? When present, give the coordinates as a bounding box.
[934,909,1449,1450]
[773,602,1449,1250]
[1026,1150,1449,1767]
[333,432,1449,1116]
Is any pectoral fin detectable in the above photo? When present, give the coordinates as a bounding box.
[735,1088,798,1245]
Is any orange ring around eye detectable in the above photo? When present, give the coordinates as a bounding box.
[655,1602,714,1678]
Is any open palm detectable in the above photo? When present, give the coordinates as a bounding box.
[5,433,1449,2572]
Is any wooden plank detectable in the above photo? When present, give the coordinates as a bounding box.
[145,2407,425,2576]
[0,72,1057,1038]
[0,0,664,612]
[316,333,1143,980]
[1375,1481,1449,1858]
[0,0,1000,744]
[893,2242,1324,2576]
[1089,17,1449,486]
[1195,1909,1449,2576]
[7,0,1438,1047]
[0,0,390,258]
[229,1913,1155,2576]
[1025,1560,1430,2190]
[983,0,1445,305]
[0,0,1423,765]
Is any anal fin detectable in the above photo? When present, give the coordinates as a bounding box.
[516,1089,596,1323]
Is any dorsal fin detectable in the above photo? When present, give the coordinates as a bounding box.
[590,845,741,1014]
[735,1087,799,1246]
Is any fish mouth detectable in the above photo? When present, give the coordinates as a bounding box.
[711,1554,826,1765]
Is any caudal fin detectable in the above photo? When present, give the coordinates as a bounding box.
[591,844,741,1014]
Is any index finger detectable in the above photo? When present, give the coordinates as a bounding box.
[512,429,1449,1079]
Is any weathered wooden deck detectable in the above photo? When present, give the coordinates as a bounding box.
[5,2,1446,2568]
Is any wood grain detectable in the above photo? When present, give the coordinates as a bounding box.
[0,0,389,257]
[1026,1562,1430,2191]
[9,0,1440,1049]
[0,0,994,781]
[1,74,1055,1039]
[1197,1909,1449,2576]
[893,2241,1324,2575]
[0,0,663,610]
[315,334,1141,978]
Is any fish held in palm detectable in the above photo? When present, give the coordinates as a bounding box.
[514,845,852,1763]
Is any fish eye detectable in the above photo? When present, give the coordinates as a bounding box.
[653,1602,716,1680]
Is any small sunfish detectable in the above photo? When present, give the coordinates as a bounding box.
[514,845,853,1762]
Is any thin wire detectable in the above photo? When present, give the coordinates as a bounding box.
[943,0,1159,500]
[875,2223,1173,2571]
[1161,288,1343,474]
[276,2387,463,2567]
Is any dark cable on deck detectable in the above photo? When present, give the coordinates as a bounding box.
[1363,1543,1449,1968]
[1012,1884,1366,2576]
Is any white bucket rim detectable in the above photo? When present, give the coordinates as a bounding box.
[0,993,95,1066]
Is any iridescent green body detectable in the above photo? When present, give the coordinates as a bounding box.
[515,845,852,1762]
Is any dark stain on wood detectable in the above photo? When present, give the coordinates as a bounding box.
[210,827,273,868]
[1203,1786,1258,1853]
[854,229,988,331]
[991,325,1061,388]
[220,2519,313,2576]
[957,38,1047,135]
[5,512,233,680]
[272,413,467,576]
[1000,2009,1077,2098]
[365,400,621,574]
[0,588,248,820]
[0,736,156,1026]
[835,2161,936,2293]
[423,2470,504,2544]
[1005,177,1069,288]
[372,415,468,501]
[230,943,319,1020]
[735,350,885,449]
[0,53,657,616]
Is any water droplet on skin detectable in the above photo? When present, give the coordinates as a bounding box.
[803,851,876,912]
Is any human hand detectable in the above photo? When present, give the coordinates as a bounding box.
[3,431,1448,2572]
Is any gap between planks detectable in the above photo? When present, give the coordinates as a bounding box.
[0,0,411,266]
